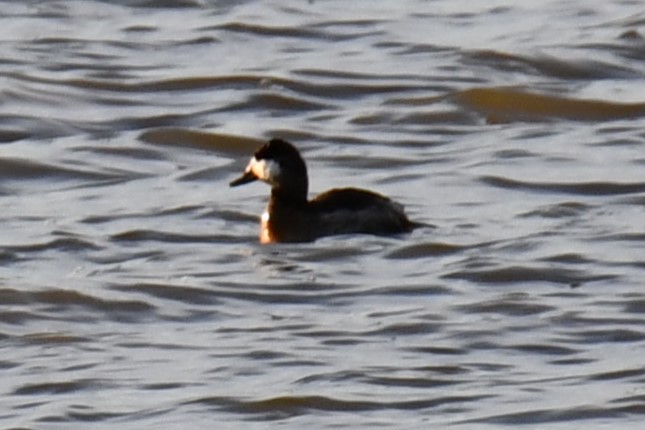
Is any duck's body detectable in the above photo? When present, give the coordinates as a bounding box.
[230,139,418,244]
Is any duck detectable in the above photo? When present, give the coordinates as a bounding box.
[230,138,419,243]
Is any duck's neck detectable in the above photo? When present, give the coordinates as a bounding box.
[270,182,308,208]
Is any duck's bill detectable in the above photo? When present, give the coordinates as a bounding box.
[229,171,257,187]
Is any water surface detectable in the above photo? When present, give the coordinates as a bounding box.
[1,1,644,428]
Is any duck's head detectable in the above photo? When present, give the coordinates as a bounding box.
[230,139,308,194]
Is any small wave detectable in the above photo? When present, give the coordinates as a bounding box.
[0,287,155,324]
[462,403,644,425]
[138,128,263,157]
[455,294,557,316]
[221,93,330,112]
[587,367,645,381]
[480,175,645,196]
[443,265,616,286]
[111,282,222,307]
[519,202,592,218]
[385,242,465,259]
[187,393,491,418]
[13,379,107,396]
[3,237,101,254]
[566,329,645,344]
[0,129,30,143]
[0,156,131,188]
[109,229,237,244]
[215,22,377,42]
[463,50,641,80]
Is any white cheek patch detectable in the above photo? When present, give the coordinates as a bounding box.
[247,157,280,183]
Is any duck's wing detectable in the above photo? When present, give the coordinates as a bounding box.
[309,187,416,234]
[310,187,400,212]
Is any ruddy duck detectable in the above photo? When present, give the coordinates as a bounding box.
[230,138,419,243]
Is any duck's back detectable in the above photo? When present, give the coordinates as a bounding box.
[309,187,416,237]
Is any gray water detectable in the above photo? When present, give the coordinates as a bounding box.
[1,1,645,428]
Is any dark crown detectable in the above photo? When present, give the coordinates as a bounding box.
[255,138,300,161]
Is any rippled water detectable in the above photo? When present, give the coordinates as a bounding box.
[1,1,645,428]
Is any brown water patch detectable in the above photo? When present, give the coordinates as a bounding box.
[454,88,645,122]
[138,128,263,156]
